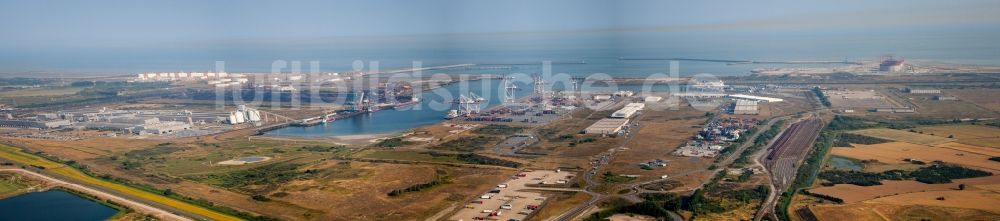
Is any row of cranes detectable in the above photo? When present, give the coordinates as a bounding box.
[448,92,487,119]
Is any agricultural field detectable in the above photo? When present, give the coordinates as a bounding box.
[829,142,999,172]
[808,175,1000,203]
[792,121,1000,221]
[911,124,1000,148]
[807,202,998,221]
[848,128,955,145]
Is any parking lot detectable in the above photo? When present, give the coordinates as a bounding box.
[448,170,575,221]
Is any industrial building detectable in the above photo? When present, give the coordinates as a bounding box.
[140,121,192,134]
[934,96,960,101]
[644,96,662,102]
[732,99,759,115]
[610,103,645,118]
[878,56,905,72]
[76,116,192,135]
[584,118,630,134]
[906,88,941,94]
[873,107,915,113]
[690,80,726,92]
[55,108,226,135]
[226,105,263,125]
[0,118,72,129]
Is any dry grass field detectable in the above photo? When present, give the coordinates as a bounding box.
[608,117,706,182]
[933,142,1000,156]
[867,189,1000,213]
[265,162,511,221]
[912,124,1000,148]
[849,129,955,145]
[601,104,711,188]
[830,142,1000,172]
[899,91,997,119]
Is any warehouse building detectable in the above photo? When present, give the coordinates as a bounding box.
[0,118,72,129]
[584,118,630,135]
[610,103,645,118]
[906,88,941,94]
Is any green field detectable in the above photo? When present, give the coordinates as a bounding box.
[0,173,30,198]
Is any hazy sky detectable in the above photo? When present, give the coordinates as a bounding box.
[2,0,999,50]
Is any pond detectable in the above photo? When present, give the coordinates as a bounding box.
[827,155,864,171]
[0,189,119,221]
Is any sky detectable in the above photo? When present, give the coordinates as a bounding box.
[2,0,999,50]
[1,0,999,75]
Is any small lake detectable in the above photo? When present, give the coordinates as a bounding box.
[0,189,118,221]
[827,155,864,171]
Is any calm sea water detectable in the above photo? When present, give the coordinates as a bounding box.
[3,25,998,75]
[0,190,118,221]
[266,78,537,137]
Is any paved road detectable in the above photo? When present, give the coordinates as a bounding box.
[554,104,644,221]
[0,168,192,221]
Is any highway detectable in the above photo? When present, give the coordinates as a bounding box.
[0,168,192,221]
